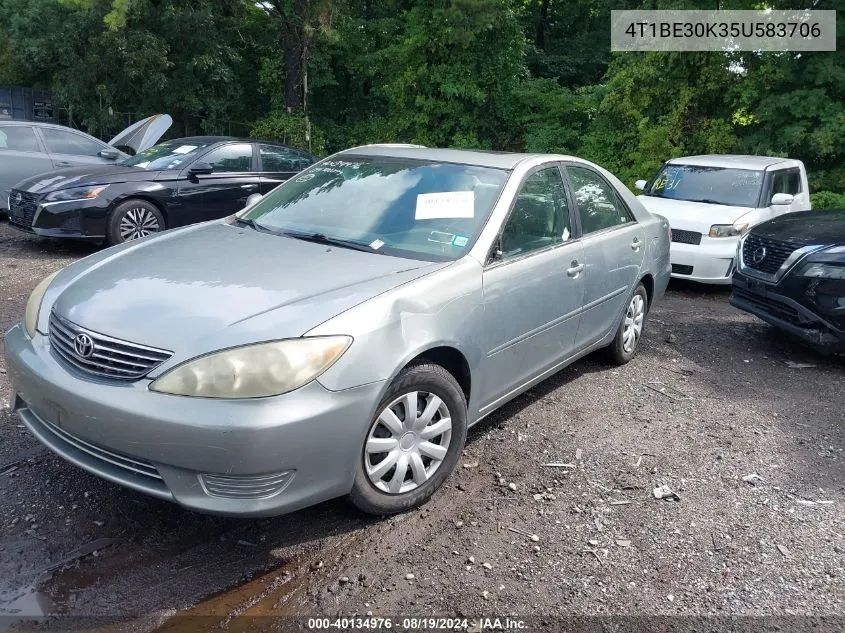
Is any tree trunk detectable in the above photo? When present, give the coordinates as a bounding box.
[281,0,306,112]
[535,0,550,50]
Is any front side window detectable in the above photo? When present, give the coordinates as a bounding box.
[500,167,571,259]
[568,166,632,234]
[122,140,214,170]
[771,169,801,196]
[0,126,39,152]
[42,128,104,156]
[259,144,313,172]
[202,143,253,172]
[242,156,509,262]
[645,163,764,208]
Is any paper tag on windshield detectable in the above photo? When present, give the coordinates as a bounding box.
[172,145,197,154]
[415,191,474,220]
[369,239,385,250]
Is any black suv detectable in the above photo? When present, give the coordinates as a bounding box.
[731,209,845,354]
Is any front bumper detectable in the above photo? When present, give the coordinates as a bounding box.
[670,237,738,285]
[7,197,107,241]
[4,323,385,517]
[731,272,845,354]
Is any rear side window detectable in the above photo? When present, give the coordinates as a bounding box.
[0,126,40,152]
[202,143,253,172]
[771,168,802,195]
[42,128,105,156]
[259,144,313,172]
[567,166,633,234]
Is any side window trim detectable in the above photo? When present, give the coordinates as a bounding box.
[485,161,577,268]
[563,163,638,239]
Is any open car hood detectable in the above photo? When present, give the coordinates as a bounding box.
[108,114,172,154]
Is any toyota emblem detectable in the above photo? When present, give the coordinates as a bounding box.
[14,192,22,205]
[752,246,767,264]
[73,333,95,358]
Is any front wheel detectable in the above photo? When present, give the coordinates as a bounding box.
[607,282,648,365]
[349,362,467,515]
[107,199,164,245]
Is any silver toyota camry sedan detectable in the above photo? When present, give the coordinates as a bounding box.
[4,145,671,517]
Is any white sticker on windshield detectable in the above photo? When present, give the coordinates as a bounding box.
[369,239,385,250]
[172,145,198,154]
[415,191,474,220]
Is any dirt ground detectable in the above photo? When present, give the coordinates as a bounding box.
[0,220,843,632]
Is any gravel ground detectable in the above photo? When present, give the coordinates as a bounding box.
[0,220,843,631]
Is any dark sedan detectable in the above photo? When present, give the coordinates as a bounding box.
[731,208,845,354]
[6,136,317,244]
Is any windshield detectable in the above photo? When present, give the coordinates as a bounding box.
[121,140,213,170]
[241,156,509,261]
[645,164,764,208]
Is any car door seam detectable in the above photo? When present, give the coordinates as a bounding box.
[487,306,582,356]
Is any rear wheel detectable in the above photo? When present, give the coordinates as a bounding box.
[607,282,648,365]
[107,199,164,245]
[349,362,467,515]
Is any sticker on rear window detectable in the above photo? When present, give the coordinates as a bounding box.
[415,191,474,220]
[452,235,469,247]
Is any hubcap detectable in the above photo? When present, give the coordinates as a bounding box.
[622,293,645,354]
[365,391,452,494]
[119,207,160,242]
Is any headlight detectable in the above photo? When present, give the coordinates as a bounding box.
[44,185,108,203]
[24,270,61,337]
[149,336,352,398]
[709,223,749,238]
[799,263,845,279]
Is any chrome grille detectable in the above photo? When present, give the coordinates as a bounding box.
[670,229,702,245]
[8,189,39,230]
[49,311,172,380]
[40,415,162,481]
[742,234,801,276]
[200,471,294,499]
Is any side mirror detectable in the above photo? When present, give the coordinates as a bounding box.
[98,149,120,160]
[771,193,794,206]
[189,162,214,176]
[634,179,647,191]
[244,193,263,209]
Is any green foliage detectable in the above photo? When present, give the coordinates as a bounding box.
[810,191,845,210]
[0,0,841,197]
[250,111,327,156]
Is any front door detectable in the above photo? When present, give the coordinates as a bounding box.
[188,142,260,222]
[38,126,112,168]
[479,165,585,413]
[566,165,645,349]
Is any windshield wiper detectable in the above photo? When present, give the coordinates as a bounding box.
[234,216,266,231]
[279,230,378,253]
[688,198,724,205]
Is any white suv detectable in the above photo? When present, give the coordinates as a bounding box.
[635,155,811,285]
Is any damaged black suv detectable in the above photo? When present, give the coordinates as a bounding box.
[731,209,845,354]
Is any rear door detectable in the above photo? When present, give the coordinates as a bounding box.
[39,126,113,168]
[565,164,645,350]
[257,144,316,195]
[0,124,52,207]
[479,164,585,413]
[187,142,259,222]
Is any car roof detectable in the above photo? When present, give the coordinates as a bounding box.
[336,145,584,170]
[667,154,798,170]
[0,120,96,133]
[159,136,312,152]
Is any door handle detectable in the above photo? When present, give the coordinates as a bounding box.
[567,261,585,277]
[241,184,258,191]
[55,161,73,167]
[631,238,641,251]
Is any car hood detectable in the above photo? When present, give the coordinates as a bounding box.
[637,195,751,230]
[48,222,447,358]
[15,165,163,194]
[752,209,845,245]
[108,114,172,154]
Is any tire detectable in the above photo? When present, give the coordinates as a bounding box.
[606,282,648,365]
[107,199,165,245]
[349,362,468,516]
